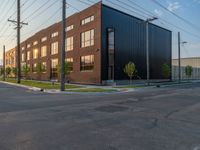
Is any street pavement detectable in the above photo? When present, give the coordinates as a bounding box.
[0,82,200,150]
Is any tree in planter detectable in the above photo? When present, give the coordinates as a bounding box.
[57,62,71,82]
[5,67,11,78]
[36,63,45,80]
[161,63,171,79]
[12,67,17,78]
[22,64,30,80]
[124,61,136,84]
[185,65,193,80]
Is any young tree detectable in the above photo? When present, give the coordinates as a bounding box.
[22,64,30,80]
[57,62,71,82]
[12,67,17,78]
[5,67,11,78]
[36,63,45,80]
[161,63,171,79]
[124,61,136,84]
[185,65,193,80]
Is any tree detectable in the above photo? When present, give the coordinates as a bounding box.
[12,67,17,78]
[22,64,30,79]
[36,63,45,80]
[185,65,193,80]
[161,63,171,79]
[5,67,11,78]
[124,62,136,84]
[57,62,71,81]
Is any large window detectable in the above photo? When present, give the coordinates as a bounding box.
[27,51,30,60]
[33,49,39,59]
[51,32,59,38]
[51,42,58,55]
[51,59,58,79]
[66,58,73,71]
[41,46,47,57]
[65,36,73,51]
[42,62,47,72]
[81,15,94,25]
[81,29,94,48]
[32,63,37,73]
[80,55,94,71]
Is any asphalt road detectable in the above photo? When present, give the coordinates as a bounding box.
[0,82,200,150]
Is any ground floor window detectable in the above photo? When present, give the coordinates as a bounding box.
[51,59,58,79]
[66,58,73,72]
[42,62,47,73]
[80,55,94,71]
[32,63,37,73]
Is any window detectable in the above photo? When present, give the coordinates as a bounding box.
[80,55,94,71]
[66,25,74,32]
[41,46,47,57]
[33,41,38,45]
[65,36,73,51]
[51,42,58,55]
[81,15,94,25]
[51,59,58,79]
[27,51,30,60]
[27,44,31,48]
[33,49,39,59]
[66,58,73,71]
[51,32,59,38]
[81,29,94,48]
[22,47,25,51]
[41,37,47,42]
[42,62,47,72]
[32,63,37,73]
[21,53,25,62]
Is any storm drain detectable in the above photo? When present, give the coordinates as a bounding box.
[95,105,129,113]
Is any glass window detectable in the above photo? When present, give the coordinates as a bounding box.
[41,46,47,57]
[33,49,39,59]
[22,47,25,51]
[27,51,31,60]
[80,55,94,71]
[81,29,94,48]
[32,63,37,73]
[66,58,73,71]
[42,62,47,72]
[51,32,59,38]
[81,15,94,25]
[66,25,74,32]
[51,42,58,55]
[33,41,38,45]
[41,37,47,42]
[27,44,31,48]
[51,59,58,79]
[21,53,25,62]
[65,36,73,51]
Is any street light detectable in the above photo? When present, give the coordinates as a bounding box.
[145,17,158,86]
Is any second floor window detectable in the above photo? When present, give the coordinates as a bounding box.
[81,29,94,48]
[65,36,73,51]
[51,42,58,55]
[41,46,47,57]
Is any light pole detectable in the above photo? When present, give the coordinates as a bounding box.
[178,32,187,83]
[145,17,158,86]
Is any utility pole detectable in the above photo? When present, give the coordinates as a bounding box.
[60,0,66,91]
[145,17,158,86]
[3,45,5,81]
[8,0,28,84]
[178,32,181,83]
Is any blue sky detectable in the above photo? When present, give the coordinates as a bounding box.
[0,0,200,64]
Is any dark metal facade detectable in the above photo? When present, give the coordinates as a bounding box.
[101,5,172,81]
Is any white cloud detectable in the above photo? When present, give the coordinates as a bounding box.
[167,2,181,12]
[154,9,163,17]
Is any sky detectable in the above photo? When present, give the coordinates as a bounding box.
[0,0,200,65]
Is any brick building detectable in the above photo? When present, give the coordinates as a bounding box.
[6,2,171,84]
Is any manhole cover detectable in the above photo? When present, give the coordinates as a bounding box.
[95,105,128,113]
